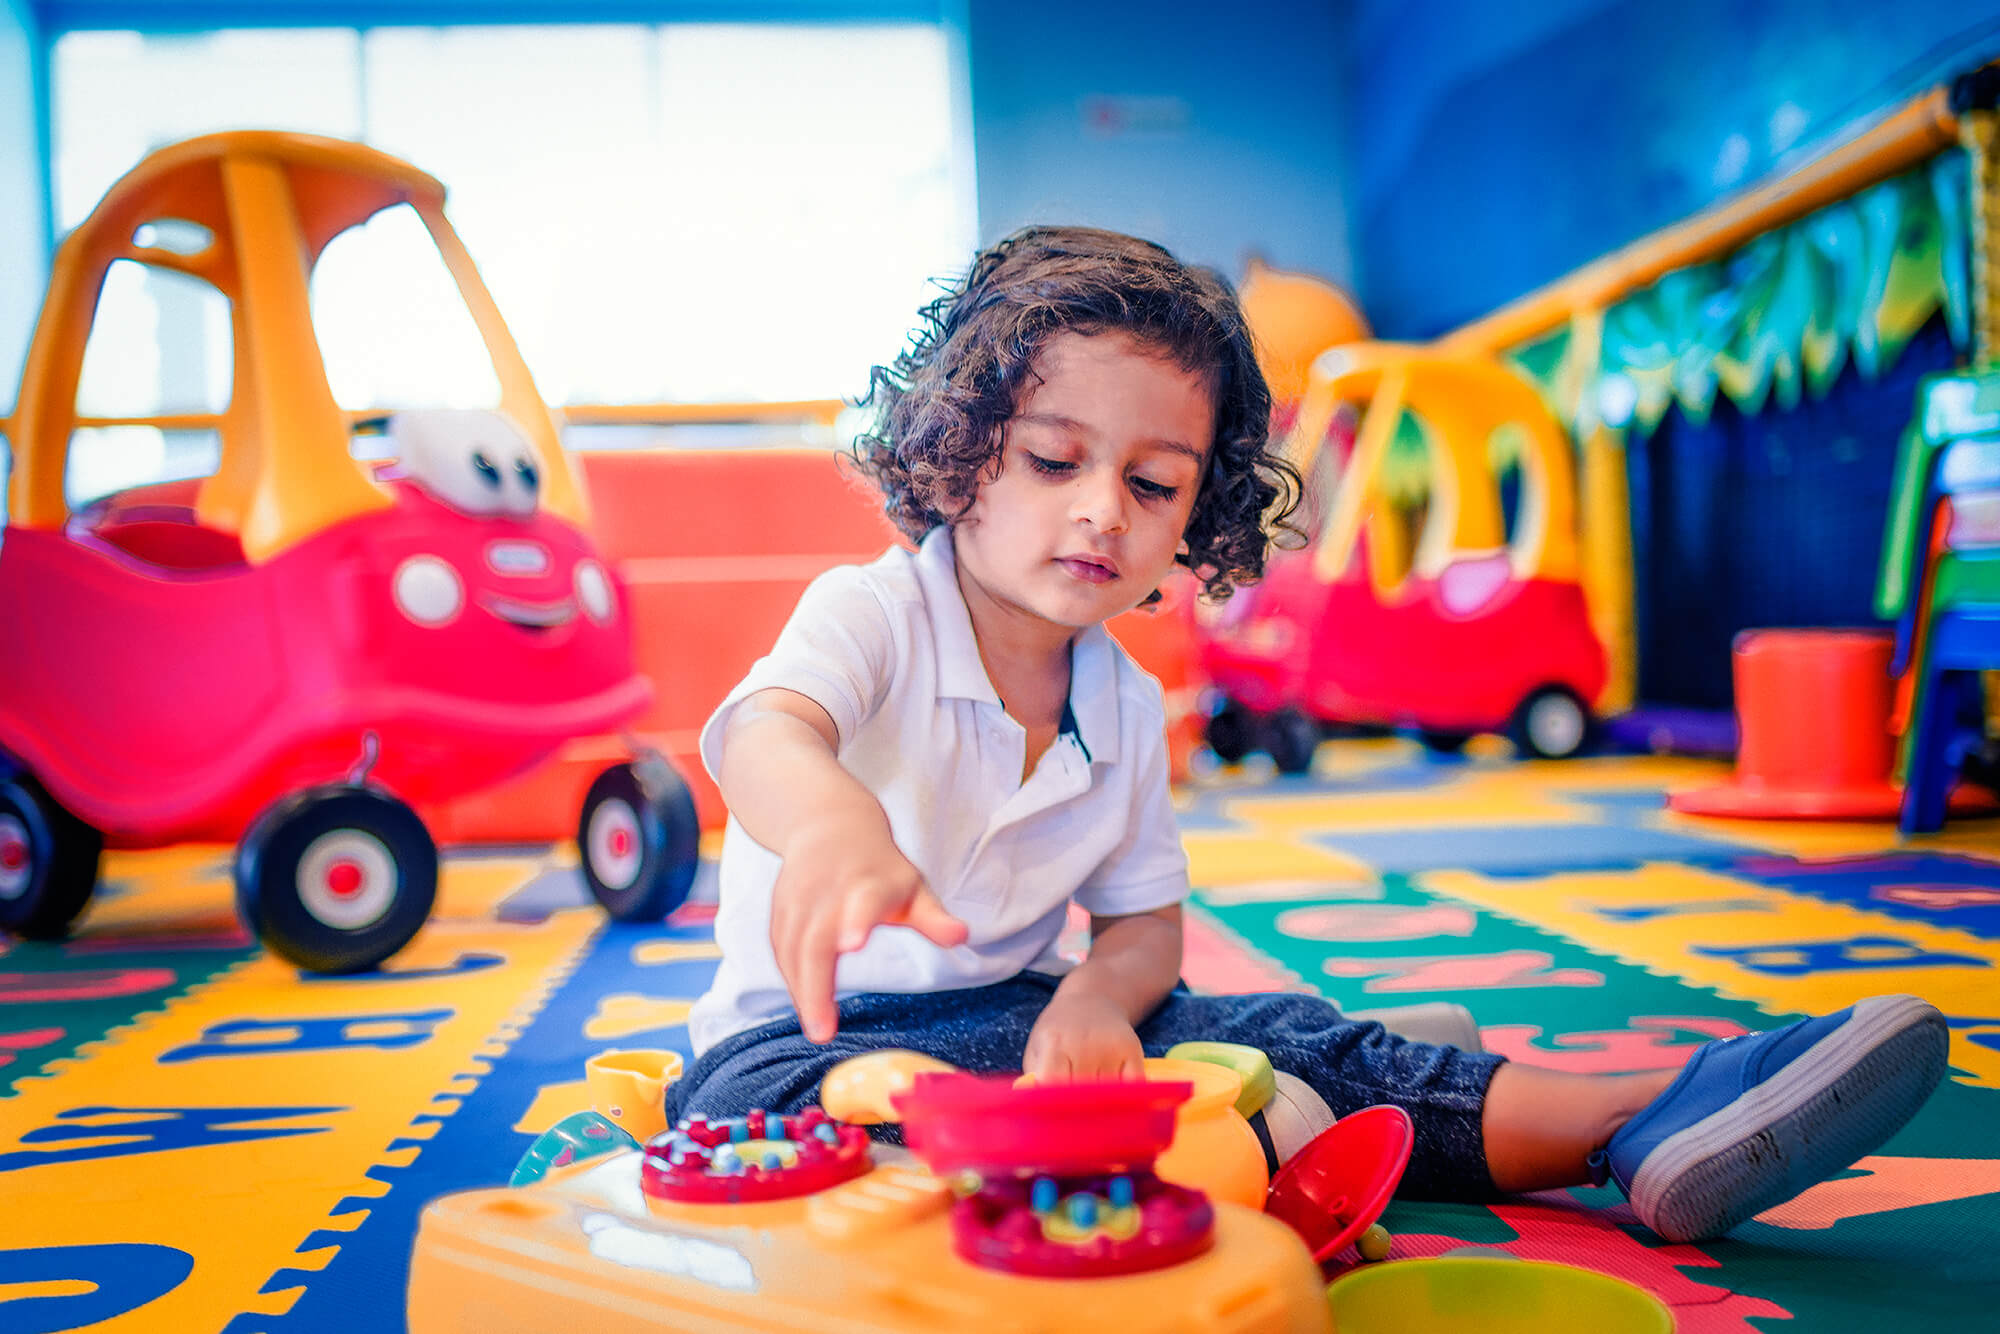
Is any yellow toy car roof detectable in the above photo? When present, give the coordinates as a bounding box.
[7,131,582,561]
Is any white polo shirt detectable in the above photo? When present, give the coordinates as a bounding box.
[687,526,1191,1054]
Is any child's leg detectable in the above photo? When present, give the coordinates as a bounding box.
[1139,988,1948,1243]
[1480,1063,1675,1192]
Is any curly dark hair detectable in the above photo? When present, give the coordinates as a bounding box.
[849,225,1301,603]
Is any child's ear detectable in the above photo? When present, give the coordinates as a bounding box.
[1176,538,1192,557]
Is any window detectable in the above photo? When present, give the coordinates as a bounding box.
[311,204,502,413]
[66,426,223,508]
[52,22,975,413]
[74,258,231,418]
[68,257,230,505]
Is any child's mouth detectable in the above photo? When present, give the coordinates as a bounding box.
[1056,556,1118,585]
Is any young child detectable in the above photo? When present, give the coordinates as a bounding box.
[666,225,1949,1244]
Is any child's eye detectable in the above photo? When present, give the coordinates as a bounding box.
[1025,452,1077,476]
[1131,476,1181,501]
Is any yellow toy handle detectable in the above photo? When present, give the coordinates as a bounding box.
[1163,1041,1277,1118]
[820,1049,959,1125]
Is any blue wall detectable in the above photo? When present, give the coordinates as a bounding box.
[965,0,1354,287]
[0,0,46,415]
[1350,0,2000,338]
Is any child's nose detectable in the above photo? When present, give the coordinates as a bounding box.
[1071,471,1128,533]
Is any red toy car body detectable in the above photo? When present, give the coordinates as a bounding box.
[3,477,648,847]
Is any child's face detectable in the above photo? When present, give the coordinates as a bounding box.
[953,330,1212,636]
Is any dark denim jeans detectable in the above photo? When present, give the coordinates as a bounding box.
[664,971,1505,1199]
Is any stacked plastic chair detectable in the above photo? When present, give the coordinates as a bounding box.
[1876,368,2000,832]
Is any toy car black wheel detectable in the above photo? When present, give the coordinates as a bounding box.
[235,786,437,974]
[1509,686,1595,760]
[0,771,103,940]
[578,758,699,923]
[1204,698,1256,765]
[1418,729,1472,755]
[1265,708,1322,775]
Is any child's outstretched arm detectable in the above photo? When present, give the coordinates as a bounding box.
[1024,904,1183,1082]
[718,687,969,1043]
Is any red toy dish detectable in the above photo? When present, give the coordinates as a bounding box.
[1263,1104,1413,1264]
[893,1072,1192,1176]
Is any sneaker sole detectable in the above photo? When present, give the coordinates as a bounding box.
[1630,994,1948,1243]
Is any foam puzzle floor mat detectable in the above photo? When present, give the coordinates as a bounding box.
[3,740,1998,1331]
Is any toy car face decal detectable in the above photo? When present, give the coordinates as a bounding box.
[385,511,601,636]
[574,559,614,623]
[478,591,577,630]
[391,408,543,518]
[393,554,464,626]
[486,540,551,577]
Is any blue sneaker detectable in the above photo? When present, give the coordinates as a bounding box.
[1591,994,1948,1242]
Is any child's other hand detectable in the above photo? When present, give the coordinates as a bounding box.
[1024,991,1145,1083]
[771,822,968,1044]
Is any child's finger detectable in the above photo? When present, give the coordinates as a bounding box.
[1078,1051,1122,1082]
[898,883,969,948]
[789,920,841,1044]
[835,884,895,954]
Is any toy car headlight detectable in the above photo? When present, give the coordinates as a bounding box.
[394,555,464,626]
[575,559,614,624]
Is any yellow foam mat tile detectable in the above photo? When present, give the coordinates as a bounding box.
[583,994,694,1041]
[515,1079,592,1136]
[629,940,723,965]
[1182,830,1376,887]
[82,845,242,937]
[1,913,600,1333]
[431,854,564,919]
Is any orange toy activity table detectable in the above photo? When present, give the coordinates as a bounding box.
[407,1148,1330,1333]
[408,1058,1335,1333]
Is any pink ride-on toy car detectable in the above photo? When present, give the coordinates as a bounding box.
[1198,345,1609,772]
[0,132,697,971]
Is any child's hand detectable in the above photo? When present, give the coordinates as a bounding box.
[771,820,968,1044]
[1024,991,1145,1083]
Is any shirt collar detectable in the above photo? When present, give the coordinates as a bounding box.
[913,526,999,704]
[1067,620,1121,765]
[912,526,1122,766]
